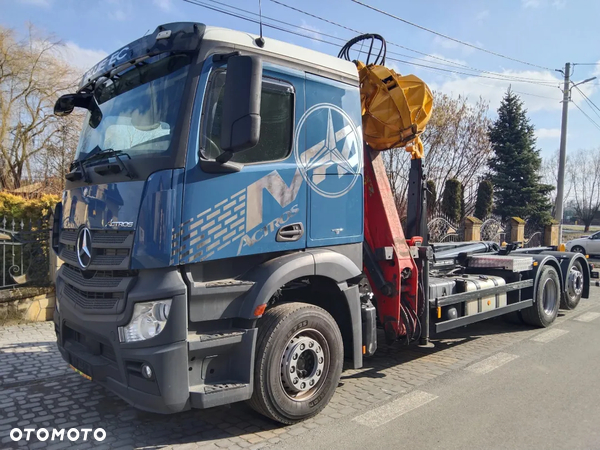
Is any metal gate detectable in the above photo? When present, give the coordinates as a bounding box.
[0,217,51,290]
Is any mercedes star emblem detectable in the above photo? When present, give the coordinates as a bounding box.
[76,227,92,269]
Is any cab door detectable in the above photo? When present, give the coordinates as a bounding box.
[178,61,306,264]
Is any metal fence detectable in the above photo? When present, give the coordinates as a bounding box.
[0,216,51,290]
[524,220,544,248]
[480,215,506,243]
[429,214,547,247]
[427,215,464,243]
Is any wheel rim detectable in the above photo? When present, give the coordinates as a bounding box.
[542,276,558,315]
[573,246,585,254]
[280,328,330,401]
[567,266,584,298]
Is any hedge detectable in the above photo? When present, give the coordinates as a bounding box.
[0,192,60,223]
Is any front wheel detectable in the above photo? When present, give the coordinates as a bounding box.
[248,302,344,424]
[571,245,586,255]
[522,265,561,327]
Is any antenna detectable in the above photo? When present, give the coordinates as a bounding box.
[255,0,265,47]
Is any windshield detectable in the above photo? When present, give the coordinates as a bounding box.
[74,53,191,162]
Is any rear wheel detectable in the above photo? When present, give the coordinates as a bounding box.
[571,245,586,255]
[248,302,343,424]
[561,260,584,310]
[522,265,561,327]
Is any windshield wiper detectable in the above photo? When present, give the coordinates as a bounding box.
[65,158,91,183]
[67,147,134,181]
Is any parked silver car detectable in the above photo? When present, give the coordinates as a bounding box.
[566,231,600,255]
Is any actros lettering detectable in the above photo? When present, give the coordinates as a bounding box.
[237,204,300,255]
[107,219,134,228]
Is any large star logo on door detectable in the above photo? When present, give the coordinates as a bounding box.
[295,104,362,198]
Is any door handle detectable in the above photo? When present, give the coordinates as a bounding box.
[276,223,304,242]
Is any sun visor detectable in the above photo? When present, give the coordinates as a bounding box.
[79,22,205,91]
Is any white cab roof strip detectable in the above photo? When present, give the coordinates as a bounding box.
[202,26,359,85]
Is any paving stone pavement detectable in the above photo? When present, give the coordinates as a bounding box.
[0,292,598,450]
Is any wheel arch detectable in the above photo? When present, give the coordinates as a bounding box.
[539,250,590,299]
[240,250,364,369]
[529,254,563,302]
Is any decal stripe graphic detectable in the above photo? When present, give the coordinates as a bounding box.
[177,189,248,263]
[215,198,228,208]
[207,209,220,220]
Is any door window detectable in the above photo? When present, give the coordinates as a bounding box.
[201,70,294,164]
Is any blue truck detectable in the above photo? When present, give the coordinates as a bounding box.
[51,23,591,424]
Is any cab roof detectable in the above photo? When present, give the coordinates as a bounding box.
[201,25,359,85]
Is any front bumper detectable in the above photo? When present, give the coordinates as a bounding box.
[54,266,190,414]
[55,321,189,414]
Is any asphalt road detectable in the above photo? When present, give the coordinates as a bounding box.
[279,293,600,450]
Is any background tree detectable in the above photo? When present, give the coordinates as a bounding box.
[460,182,466,220]
[567,148,600,231]
[426,179,436,217]
[488,88,553,222]
[474,179,494,219]
[382,147,411,216]
[421,93,492,212]
[0,24,81,191]
[384,92,492,219]
[442,178,462,222]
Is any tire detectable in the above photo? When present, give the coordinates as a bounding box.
[522,266,561,327]
[561,260,584,310]
[571,245,586,255]
[248,302,344,424]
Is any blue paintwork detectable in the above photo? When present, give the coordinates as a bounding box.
[178,61,308,264]
[62,181,145,230]
[62,55,364,270]
[131,169,184,269]
[304,74,363,247]
[308,180,363,244]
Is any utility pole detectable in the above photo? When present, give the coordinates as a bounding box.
[554,64,595,243]
[554,62,570,243]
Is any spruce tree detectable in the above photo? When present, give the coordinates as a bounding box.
[474,180,494,219]
[488,88,553,223]
[442,178,462,223]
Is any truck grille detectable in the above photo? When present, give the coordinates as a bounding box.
[58,265,136,314]
[63,284,122,310]
[57,228,137,314]
[59,228,133,270]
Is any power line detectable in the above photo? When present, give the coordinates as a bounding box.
[571,101,600,132]
[384,54,557,86]
[184,0,558,88]
[573,62,600,66]
[351,0,553,71]
[572,85,600,121]
[268,0,558,85]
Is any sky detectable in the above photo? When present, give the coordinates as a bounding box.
[3,0,600,159]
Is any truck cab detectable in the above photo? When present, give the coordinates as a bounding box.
[53,22,365,422]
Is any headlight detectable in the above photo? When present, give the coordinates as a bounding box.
[118,300,171,343]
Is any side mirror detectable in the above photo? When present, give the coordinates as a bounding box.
[54,93,93,116]
[219,55,262,160]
